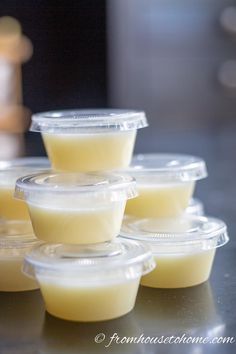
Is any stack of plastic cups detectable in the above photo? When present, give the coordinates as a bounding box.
[13,110,155,322]
[0,109,229,322]
[120,153,229,289]
[0,157,49,292]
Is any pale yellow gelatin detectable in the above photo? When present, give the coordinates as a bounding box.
[0,187,30,220]
[125,182,195,218]
[141,250,215,289]
[0,254,38,292]
[42,131,136,172]
[38,278,140,321]
[28,201,126,244]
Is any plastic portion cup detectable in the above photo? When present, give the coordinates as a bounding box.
[15,172,137,244]
[120,215,228,289]
[0,220,39,292]
[30,109,148,172]
[0,157,50,220]
[23,239,155,322]
[124,154,207,218]
[185,198,204,216]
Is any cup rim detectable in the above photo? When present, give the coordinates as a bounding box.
[23,238,154,275]
[14,171,137,201]
[125,153,207,182]
[0,220,38,249]
[31,109,148,133]
[120,215,229,252]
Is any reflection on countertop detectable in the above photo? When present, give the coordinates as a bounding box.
[0,276,233,354]
[0,289,44,352]
[40,310,142,354]
[134,282,222,334]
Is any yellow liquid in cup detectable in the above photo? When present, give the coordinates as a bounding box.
[28,201,126,244]
[43,131,136,172]
[0,187,30,220]
[141,250,215,289]
[125,182,194,218]
[0,255,38,292]
[38,278,140,322]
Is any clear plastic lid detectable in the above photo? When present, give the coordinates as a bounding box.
[121,215,229,253]
[15,171,137,202]
[0,157,50,186]
[185,198,204,216]
[126,153,207,183]
[23,239,155,280]
[0,220,38,249]
[31,109,148,133]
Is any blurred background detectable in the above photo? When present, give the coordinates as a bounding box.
[0,0,236,223]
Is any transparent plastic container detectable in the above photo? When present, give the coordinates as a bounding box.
[125,153,207,218]
[121,215,228,288]
[15,171,137,244]
[23,239,155,322]
[31,109,148,172]
[0,157,50,220]
[185,198,204,216]
[0,220,39,292]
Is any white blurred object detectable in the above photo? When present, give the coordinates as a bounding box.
[0,17,32,158]
[220,6,236,36]
[185,198,204,216]
[0,59,13,104]
[0,133,24,159]
[218,60,236,90]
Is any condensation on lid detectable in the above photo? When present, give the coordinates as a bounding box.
[15,171,137,201]
[127,154,207,182]
[121,215,229,251]
[31,109,148,133]
[24,239,153,273]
